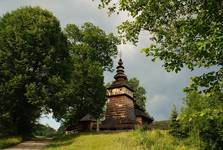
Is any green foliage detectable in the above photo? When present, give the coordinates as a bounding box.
[128,77,147,111]
[179,92,223,150]
[98,0,223,92]
[0,7,70,136]
[57,124,66,134]
[64,23,119,71]
[132,129,198,150]
[169,104,186,138]
[45,130,198,150]
[59,23,119,125]
[33,124,56,137]
[169,105,179,136]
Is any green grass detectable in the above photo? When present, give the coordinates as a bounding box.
[0,136,23,149]
[45,131,140,150]
[44,130,199,150]
[134,129,199,150]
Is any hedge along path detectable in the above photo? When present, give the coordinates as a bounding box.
[3,138,52,150]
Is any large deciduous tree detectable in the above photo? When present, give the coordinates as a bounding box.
[60,23,119,126]
[64,23,119,71]
[98,0,223,92]
[0,7,70,136]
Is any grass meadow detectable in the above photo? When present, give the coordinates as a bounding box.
[44,130,199,150]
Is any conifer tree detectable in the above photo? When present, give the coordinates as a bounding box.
[169,104,181,138]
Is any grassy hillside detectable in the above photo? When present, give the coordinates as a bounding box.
[44,130,199,150]
[45,132,140,150]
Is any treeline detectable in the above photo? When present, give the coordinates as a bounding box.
[0,6,119,137]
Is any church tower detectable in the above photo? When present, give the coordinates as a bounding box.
[101,58,136,129]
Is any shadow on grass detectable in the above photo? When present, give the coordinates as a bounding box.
[44,133,80,149]
[44,131,125,149]
[45,131,133,149]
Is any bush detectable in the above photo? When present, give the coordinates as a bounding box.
[133,129,198,150]
[179,92,223,150]
[33,124,56,137]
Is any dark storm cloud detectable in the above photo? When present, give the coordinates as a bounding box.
[0,0,210,128]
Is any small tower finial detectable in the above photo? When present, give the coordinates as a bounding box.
[119,50,122,59]
[114,51,127,81]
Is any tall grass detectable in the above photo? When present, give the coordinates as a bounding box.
[0,136,22,149]
[133,129,199,150]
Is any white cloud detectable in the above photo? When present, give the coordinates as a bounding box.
[39,113,60,130]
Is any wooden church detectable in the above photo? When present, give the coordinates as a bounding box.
[74,58,153,131]
[100,58,153,130]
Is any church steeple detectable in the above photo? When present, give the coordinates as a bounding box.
[108,58,133,92]
[101,56,136,130]
[100,51,153,130]
[114,59,127,81]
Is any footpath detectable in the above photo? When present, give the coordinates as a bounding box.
[2,138,52,150]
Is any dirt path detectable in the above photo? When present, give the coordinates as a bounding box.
[2,139,52,150]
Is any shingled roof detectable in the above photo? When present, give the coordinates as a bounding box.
[80,114,96,122]
[135,109,153,123]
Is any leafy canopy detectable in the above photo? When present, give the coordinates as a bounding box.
[0,7,70,136]
[179,92,223,149]
[64,23,120,71]
[60,23,119,125]
[98,0,223,92]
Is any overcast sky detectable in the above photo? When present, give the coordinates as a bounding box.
[0,0,209,129]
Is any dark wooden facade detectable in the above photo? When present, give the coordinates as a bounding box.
[79,114,96,131]
[73,58,153,131]
[101,92,136,129]
[100,59,135,129]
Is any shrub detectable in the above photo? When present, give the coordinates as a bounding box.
[179,92,223,150]
[133,129,198,150]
